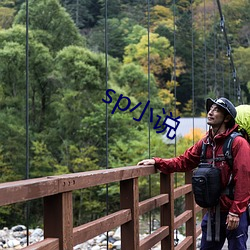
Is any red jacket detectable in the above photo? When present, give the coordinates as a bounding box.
[154,124,250,216]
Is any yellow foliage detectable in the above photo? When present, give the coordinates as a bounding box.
[174,56,186,77]
[200,111,207,118]
[152,5,173,19]
[166,80,180,90]
[176,128,205,157]
[184,128,205,142]
[182,99,193,115]
[158,81,180,104]
[149,5,174,31]
[124,33,173,72]
[158,89,174,105]
[158,88,181,116]
[124,31,186,88]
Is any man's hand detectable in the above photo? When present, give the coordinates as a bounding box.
[226,213,240,230]
[137,159,155,166]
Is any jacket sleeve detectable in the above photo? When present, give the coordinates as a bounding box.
[229,136,250,215]
[153,139,203,174]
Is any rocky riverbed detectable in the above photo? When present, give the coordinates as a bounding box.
[0,225,187,249]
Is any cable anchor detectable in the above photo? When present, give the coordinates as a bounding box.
[232,69,237,82]
[227,45,231,58]
[220,15,225,32]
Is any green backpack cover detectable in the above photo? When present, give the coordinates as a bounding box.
[235,105,250,140]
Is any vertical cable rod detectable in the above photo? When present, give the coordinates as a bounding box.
[25,0,30,245]
[203,0,207,98]
[172,0,177,187]
[172,0,179,245]
[203,0,209,133]
[173,0,177,156]
[104,0,109,248]
[76,0,79,27]
[147,0,152,234]
[191,0,195,145]
[213,0,217,95]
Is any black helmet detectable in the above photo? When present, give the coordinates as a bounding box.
[206,97,237,120]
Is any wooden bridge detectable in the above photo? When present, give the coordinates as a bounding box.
[0,165,204,250]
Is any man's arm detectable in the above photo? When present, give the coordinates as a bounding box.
[137,139,204,174]
[230,136,250,215]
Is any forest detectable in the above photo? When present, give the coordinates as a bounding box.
[0,0,249,228]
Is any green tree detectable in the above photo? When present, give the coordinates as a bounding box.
[61,0,101,28]
[0,112,26,181]
[124,32,185,87]
[115,63,158,103]
[98,0,146,21]
[48,46,108,167]
[30,141,57,177]
[222,0,250,46]
[0,39,28,180]
[87,17,138,60]
[234,46,250,102]
[14,0,84,52]
[0,25,56,132]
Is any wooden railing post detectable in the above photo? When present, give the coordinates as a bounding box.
[44,192,73,250]
[0,165,202,250]
[160,173,174,250]
[120,178,139,250]
[185,171,196,250]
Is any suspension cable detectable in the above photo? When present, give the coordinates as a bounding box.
[219,35,225,96]
[228,64,231,100]
[216,0,242,104]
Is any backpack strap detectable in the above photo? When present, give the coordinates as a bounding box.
[201,141,226,163]
[223,132,242,169]
[223,132,242,200]
[200,142,208,163]
[201,132,242,166]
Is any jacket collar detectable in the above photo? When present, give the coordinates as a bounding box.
[206,124,239,143]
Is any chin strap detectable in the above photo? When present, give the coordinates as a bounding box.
[209,115,226,140]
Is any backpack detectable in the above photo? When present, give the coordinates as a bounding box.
[192,132,241,208]
[192,162,221,208]
[235,105,250,142]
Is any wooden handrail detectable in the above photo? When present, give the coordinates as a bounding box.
[0,165,203,250]
[0,165,155,206]
[23,238,59,250]
[73,209,132,245]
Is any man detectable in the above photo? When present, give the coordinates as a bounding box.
[138,97,250,250]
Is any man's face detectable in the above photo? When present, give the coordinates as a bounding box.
[207,104,226,127]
